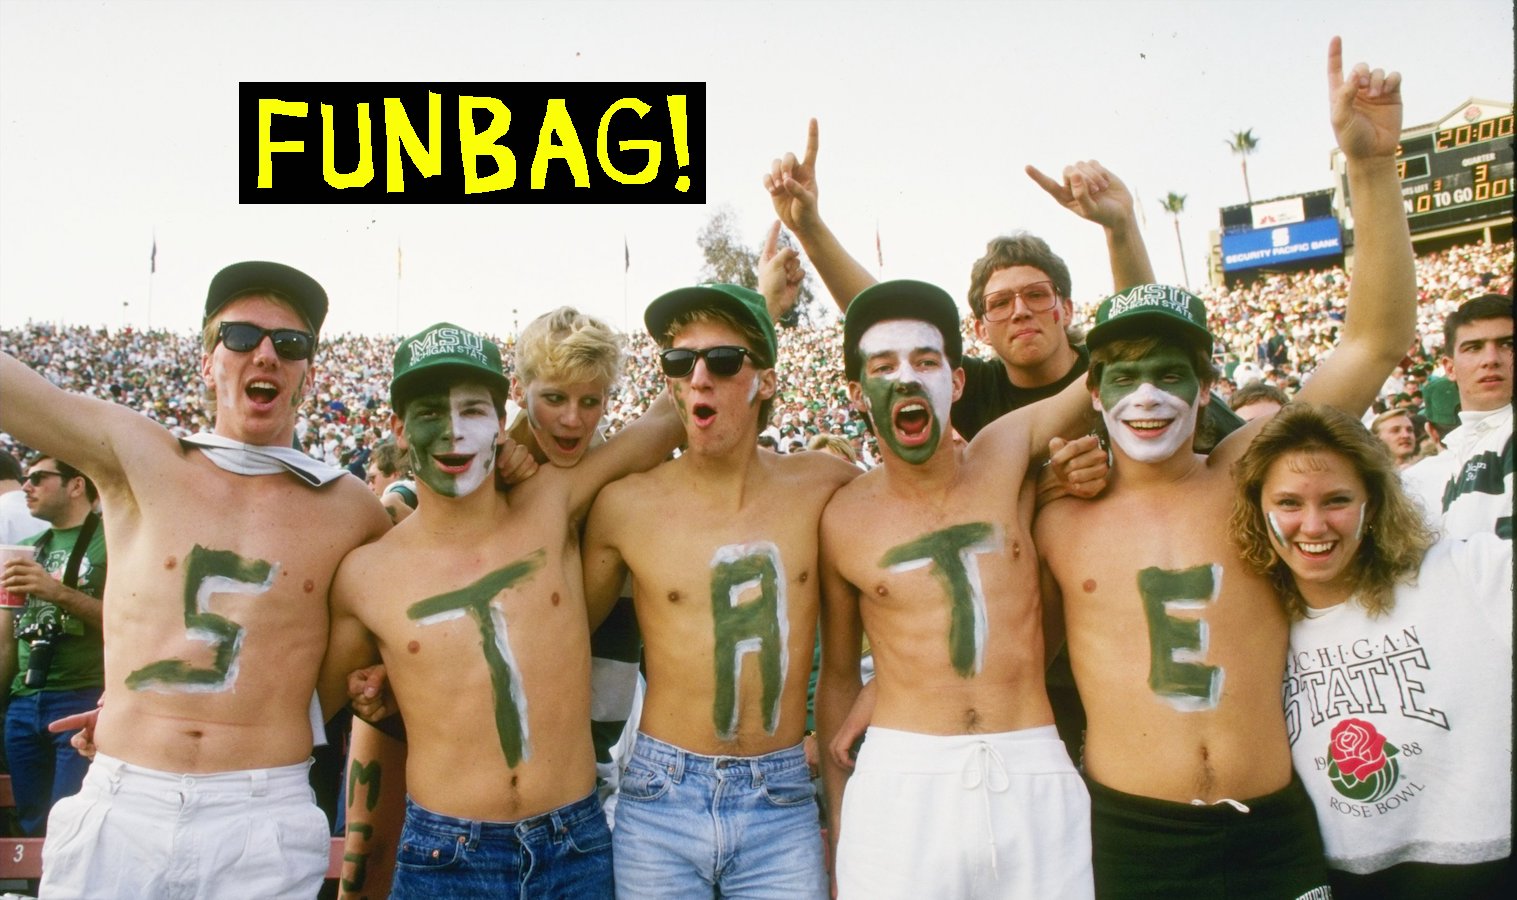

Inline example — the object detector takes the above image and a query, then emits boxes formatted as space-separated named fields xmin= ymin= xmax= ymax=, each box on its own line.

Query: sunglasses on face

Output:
xmin=24 ymin=471 xmax=62 ymax=486
xmin=216 ymin=322 xmax=316 ymax=361
xmin=658 ymin=346 xmax=754 ymax=378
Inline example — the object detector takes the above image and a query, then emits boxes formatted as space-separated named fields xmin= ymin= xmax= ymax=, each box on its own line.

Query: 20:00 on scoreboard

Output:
xmin=1396 ymin=112 xmax=1513 ymax=233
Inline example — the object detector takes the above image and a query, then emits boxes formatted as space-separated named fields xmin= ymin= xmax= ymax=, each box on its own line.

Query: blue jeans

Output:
xmin=390 ymin=791 xmax=613 ymax=900
xmin=4 ymin=685 xmax=102 ymax=836
xmin=613 ymin=733 xmax=827 ymax=899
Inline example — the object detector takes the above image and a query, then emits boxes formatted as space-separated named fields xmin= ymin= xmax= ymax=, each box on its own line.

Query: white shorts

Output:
xmin=40 ymin=751 xmax=330 ymax=900
xmin=837 ymin=725 xmax=1094 ymax=900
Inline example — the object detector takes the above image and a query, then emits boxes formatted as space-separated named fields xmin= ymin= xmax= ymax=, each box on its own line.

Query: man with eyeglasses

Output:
xmin=2 ymin=458 xmax=105 ymax=839
xmin=582 ymin=284 xmax=858 ymax=898
xmin=0 ymin=260 xmax=392 ymax=898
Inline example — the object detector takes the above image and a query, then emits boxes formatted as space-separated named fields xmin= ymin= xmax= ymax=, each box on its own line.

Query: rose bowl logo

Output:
xmin=1326 ymin=718 xmax=1401 ymax=802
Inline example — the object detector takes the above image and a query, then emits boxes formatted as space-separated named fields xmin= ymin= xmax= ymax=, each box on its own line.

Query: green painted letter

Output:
xmin=126 ymin=545 xmax=273 ymax=693
xmin=407 ymin=552 xmax=545 ymax=766
xmin=1138 ymin=564 xmax=1223 ymax=710
xmin=710 ymin=542 xmax=788 ymax=739
xmin=880 ymin=523 xmax=999 ymax=677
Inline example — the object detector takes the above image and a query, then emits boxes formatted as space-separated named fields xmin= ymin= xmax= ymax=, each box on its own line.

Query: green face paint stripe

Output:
xmin=406 ymin=551 xmax=545 ymax=767
xmin=860 ymin=373 xmax=942 ymax=465
xmin=126 ymin=544 xmax=273 ymax=692
xmin=1097 ymin=350 xmax=1202 ymax=409
xmin=347 ymin=758 xmax=382 ymax=813
xmin=709 ymin=542 xmax=788 ymax=739
xmin=878 ymin=522 xmax=999 ymax=678
xmin=1137 ymin=564 xmax=1224 ymax=710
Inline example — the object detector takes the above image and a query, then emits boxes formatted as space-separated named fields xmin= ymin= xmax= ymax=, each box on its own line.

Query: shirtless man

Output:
xmin=0 ymin=260 xmax=391 ymax=898
xmin=336 ymin=308 xmax=641 ymax=898
xmin=817 ymin=280 xmax=1097 ymax=898
xmin=582 ymin=284 xmax=858 ymax=898
xmin=319 ymin=321 xmax=682 ymax=897
xmin=1034 ymin=39 xmax=1415 ymax=897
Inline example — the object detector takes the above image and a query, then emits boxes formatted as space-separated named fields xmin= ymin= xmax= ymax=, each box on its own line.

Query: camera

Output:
xmin=15 ymin=614 xmax=63 ymax=690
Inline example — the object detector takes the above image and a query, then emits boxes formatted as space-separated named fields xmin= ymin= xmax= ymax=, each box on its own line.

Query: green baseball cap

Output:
xmin=390 ymin=322 xmax=510 ymax=413
xmin=843 ymin=280 xmax=964 ymax=380
xmin=1086 ymin=284 xmax=1214 ymax=356
xmin=644 ymin=283 xmax=777 ymax=364
xmin=1420 ymin=376 xmax=1461 ymax=429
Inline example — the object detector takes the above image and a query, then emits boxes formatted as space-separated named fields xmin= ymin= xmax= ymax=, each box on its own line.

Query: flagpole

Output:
xmin=147 ymin=230 xmax=157 ymax=330
xmin=622 ymin=235 xmax=630 ymax=333
xmin=395 ymin=238 xmax=402 ymax=335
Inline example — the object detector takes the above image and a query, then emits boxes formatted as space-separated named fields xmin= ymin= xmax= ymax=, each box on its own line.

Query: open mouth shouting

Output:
xmin=244 ymin=379 xmax=281 ymax=410
xmin=691 ymin=402 xmax=718 ymax=429
xmin=892 ymin=398 xmax=934 ymax=447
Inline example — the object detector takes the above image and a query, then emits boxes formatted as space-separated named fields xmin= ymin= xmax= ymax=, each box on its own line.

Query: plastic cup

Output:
xmin=0 ymin=544 xmax=35 ymax=608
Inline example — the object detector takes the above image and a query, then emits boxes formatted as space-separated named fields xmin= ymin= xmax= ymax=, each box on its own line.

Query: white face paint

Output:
xmin=1100 ymin=381 xmax=1201 ymax=463
xmin=857 ymin=320 xmax=955 ymax=464
xmin=405 ymin=383 xmax=502 ymax=498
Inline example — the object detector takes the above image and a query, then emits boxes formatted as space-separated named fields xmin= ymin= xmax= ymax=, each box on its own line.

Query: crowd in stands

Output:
xmin=3 ymin=238 xmax=1511 ymax=470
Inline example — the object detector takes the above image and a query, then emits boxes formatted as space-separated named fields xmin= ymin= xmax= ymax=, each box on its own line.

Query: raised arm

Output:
xmin=1295 ymin=37 xmax=1415 ymax=414
xmin=566 ymin=390 xmax=682 ymax=519
xmin=757 ymin=220 xmax=806 ymax=324
xmin=1027 ymin=159 xmax=1156 ymax=290
xmin=763 ymin=118 xmax=878 ymax=310
xmin=0 ymin=351 xmax=179 ymax=492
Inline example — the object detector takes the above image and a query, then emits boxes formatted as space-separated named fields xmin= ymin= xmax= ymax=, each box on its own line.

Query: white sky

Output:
xmin=1 ymin=0 xmax=1511 ymax=339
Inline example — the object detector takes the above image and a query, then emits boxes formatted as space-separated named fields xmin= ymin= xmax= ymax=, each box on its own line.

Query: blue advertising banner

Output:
xmin=1220 ymin=218 xmax=1343 ymax=272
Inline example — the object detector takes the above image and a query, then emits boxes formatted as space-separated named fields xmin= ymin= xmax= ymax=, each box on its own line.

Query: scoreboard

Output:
xmin=1396 ymin=111 xmax=1514 ymax=233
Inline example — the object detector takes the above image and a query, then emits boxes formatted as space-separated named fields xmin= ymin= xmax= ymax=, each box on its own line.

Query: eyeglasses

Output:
xmin=24 ymin=471 xmax=62 ymax=486
xmin=658 ymin=346 xmax=754 ymax=378
xmin=216 ymin=322 xmax=316 ymax=361
xmin=982 ymin=281 xmax=1060 ymax=322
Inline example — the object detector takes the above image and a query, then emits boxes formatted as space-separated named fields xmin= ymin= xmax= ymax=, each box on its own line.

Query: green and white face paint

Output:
xmin=857 ymin=320 xmax=954 ymax=466
xmin=1095 ymin=346 xmax=1202 ymax=464
xmin=403 ymin=383 xmax=501 ymax=498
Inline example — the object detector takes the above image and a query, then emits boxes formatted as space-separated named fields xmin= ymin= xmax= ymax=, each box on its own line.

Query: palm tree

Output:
xmin=1226 ymin=129 xmax=1260 ymax=203
xmin=1160 ymin=193 xmax=1190 ymax=289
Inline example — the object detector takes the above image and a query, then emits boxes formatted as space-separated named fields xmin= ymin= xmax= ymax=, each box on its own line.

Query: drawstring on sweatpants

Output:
xmin=960 ymin=741 xmax=1010 ymax=878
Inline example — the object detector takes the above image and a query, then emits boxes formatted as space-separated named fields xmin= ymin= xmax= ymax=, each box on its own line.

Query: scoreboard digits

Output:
xmin=1396 ymin=112 xmax=1514 ymax=232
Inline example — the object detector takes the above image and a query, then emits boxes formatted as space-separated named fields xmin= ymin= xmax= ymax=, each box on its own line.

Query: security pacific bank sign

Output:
xmin=1221 ymin=218 xmax=1344 ymax=272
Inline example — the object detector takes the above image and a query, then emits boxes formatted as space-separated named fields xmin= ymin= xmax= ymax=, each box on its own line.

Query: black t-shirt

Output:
xmin=950 ymin=345 xmax=1244 ymax=451
xmin=952 ymin=347 xmax=1091 ymax=441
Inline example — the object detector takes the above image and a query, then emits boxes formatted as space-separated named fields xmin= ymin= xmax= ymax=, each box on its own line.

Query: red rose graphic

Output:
xmin=1329 ymin=718 xmax=1388 ymax=781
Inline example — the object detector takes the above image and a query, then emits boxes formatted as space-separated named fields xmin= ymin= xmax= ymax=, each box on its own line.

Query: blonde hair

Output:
xmin=807 ymin=433 xmax=857 ymax=463
xmin=1230 ymin=403 xmax=1435 ymax=620
xmin=514 ymin=306 xmax=626 ymax=389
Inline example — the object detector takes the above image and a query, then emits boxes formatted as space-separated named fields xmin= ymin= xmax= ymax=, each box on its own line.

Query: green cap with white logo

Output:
xmin=1086 ymin=284 xmax=1213 ymax=356
xmin=390 ymin=322 xmax=510 ymax=413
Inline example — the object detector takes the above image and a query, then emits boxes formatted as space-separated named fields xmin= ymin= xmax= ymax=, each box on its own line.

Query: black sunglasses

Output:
xmin=658 ymin=346 xmax=754 ymax=378
xmin=216 ymin=322 xmax=316 ymax=361
xmin=24 ymin=471 xmax=63 ymax=486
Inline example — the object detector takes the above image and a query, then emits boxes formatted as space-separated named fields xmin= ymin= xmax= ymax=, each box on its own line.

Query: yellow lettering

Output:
xmin=596 ymin=98 xmax=659 ymax=185
xmin=531 ymin=99 xmax=590 ymax=189
xmin=257 ymin=99 xmax=308 ymax=189
xmin=384 ymin=93 xmax=442 ymax=192
xmin=321 ymin=103 xmax=375 ymax=189
xmin=458 ymin=96 xmax=515 ymax=194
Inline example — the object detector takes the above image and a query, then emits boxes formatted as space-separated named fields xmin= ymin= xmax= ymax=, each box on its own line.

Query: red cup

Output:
xmin=0 ymin=544 xmax=36 ymax=608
